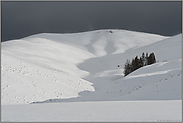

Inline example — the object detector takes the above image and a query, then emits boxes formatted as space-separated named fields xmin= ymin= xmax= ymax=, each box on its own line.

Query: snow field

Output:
xmin=2 ymin=100 xmax=181 ymax=122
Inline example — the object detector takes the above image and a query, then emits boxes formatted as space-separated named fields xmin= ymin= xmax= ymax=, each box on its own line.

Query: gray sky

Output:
xmin=1 ymin=1 xmax=182 ymax=41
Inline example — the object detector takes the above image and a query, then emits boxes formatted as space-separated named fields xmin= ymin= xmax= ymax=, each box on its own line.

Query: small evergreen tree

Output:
xmin=148 ymin=53 xmax=153 ymax=65
xmin=146 ymin=52 xmax=150 ymax=65
xmin=135 ymin=56 xmax=139 ymax=70
xmin=141 ymin=52 xmax=146 ymax=66
xmin=131 ymin=58 xmax=136 ymax=71
xmin=129 ymin=62 xmax=133 ymax=73
xmin=139 ymin=57 xmax=143 ymax=68
xmin=148 ymin=52 xmax=156 ymax=65
xmin=151 ymin=52 xmax=156 ymax=63
xmin=123 ymin=59 xmax=131 ymax=76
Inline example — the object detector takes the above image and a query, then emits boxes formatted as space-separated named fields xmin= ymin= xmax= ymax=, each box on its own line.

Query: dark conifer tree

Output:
xmin=129 ymin=62 xmax=133 ymax=72
xmin=131 ymin=58 xmax=136 ymax=71
xmin=142 ymin=52 xmax=146 ymax=66
xmin=148 ymin=53 xmax=153 ymax=65
xmin=123 ymin=59 xmax=131 ymax=76
xmin=146 ymin=53 xmax=150 ymax=65
xmin=149 ymin=53 xmax=156 ymax=65
xmin=135 ymin=56 xmax=139 ymax=70
xmin=151 ymin=52 xmax=156 ymax=63
xmin=139 ymin=57 xmax=143 ymax=68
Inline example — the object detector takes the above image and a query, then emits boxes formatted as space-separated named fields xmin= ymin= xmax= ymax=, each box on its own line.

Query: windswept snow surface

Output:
xmin=1 ymin=29 xmax=182 ymax=122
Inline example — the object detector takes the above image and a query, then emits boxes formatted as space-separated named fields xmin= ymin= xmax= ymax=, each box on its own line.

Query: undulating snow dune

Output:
xmin=1 ymin=29 xmax=182 ymax=122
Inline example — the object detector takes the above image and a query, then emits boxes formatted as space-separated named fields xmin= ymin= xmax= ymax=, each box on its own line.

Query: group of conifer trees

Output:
xmin=123 ymin=52 xmax=156 ymax=76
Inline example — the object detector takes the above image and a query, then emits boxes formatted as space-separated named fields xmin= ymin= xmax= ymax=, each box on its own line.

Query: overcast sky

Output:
xmin=1 ymin=1 xmax=182 ymax=41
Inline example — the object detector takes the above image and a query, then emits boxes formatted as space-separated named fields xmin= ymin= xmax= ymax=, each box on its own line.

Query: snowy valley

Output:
xmin=1 ymin=29 xmax=182 ymax=122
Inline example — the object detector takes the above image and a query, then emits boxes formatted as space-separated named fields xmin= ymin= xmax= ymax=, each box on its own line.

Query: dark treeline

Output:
xmin=123 ymin=52 xmax=156 ymax=76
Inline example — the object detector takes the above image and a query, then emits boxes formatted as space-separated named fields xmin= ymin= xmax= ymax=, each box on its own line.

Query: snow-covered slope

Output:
xmin=1 ymin=29 xmax=181 ymax=105
xmin=79 ymin=34 xmax=182 ymax=102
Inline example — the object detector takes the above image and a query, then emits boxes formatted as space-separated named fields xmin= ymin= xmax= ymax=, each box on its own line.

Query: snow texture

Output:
xmin=2 ymin=100 xmax=181 ymax=122
xmin=1 ymin=29 xmax=182 ymax=122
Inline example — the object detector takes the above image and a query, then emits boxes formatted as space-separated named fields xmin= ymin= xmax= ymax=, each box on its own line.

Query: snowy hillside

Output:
xmin=1 ymin=29 xmax=182 ymax=122
xmin=2 ymin=29 xmax=174 ymax=104
xmin=79 ymin=34 xmax=182 ymax=102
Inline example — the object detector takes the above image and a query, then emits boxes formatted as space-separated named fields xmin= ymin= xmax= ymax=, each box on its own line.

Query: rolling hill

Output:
xmin=1 ymin=29 xmax=182 ymax=122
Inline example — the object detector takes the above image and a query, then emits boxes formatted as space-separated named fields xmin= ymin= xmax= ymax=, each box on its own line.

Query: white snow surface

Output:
xmin=1 ymin=29 xmax=182 ymax=122
xmin=2 ymin=100 xmax=182 ymax=122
